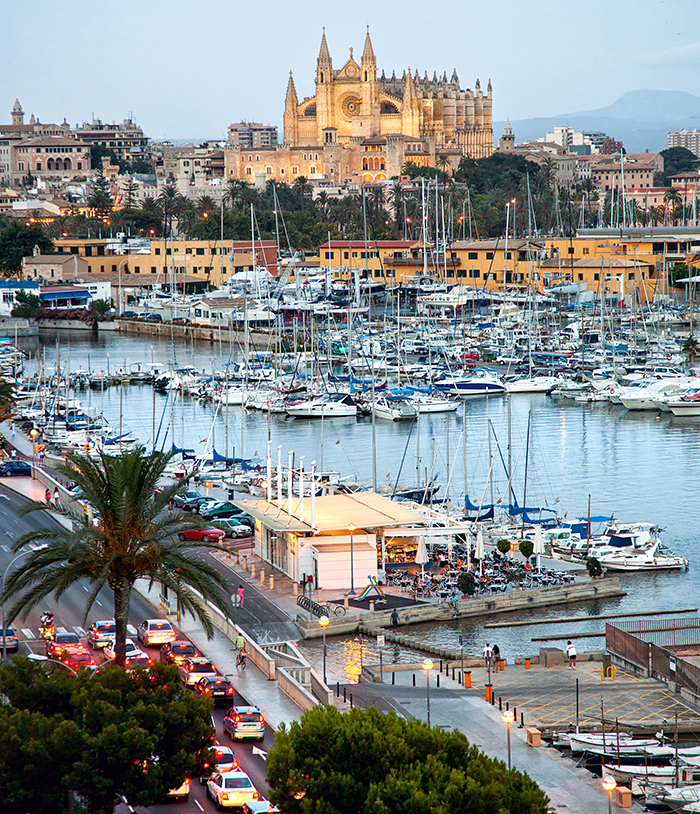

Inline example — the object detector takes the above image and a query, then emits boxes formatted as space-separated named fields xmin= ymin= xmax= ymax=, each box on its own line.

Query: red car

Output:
xmin=61 ymin=645 xmax=95 ymax=671
xmin=177 ymin=525 xmax=225 ymax=543
xmin=46 ymin=631 xmax=82 ymax=658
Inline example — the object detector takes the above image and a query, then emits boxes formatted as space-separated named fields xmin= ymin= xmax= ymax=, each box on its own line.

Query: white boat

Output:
xmin=569 ymin=733 xmax=659 ymax=754
xmin=408 ymin=393 xmax=457 ymax=414
xmin=505 ymin=375 xmax=563 ymax=394
xmin=646 ymin=783 xmax=700 ymax=811
xmin=286 ymin=392 xmax=358 ymax=418
xmin=618 ymin=378 xmax=692 ymax=411
xmin=373 ymin=396 xmax=416 ymax=421
xmin=434 ymin=369 xmax=506 ymax=398
xmin=603 ymin=763 xmax=700 ymax=795
xmin=214 ymin=387 xmax=249 ymax=406
xmin=598 ymin=540 xmax=688 ymax=571
xmin=667 ymin=393 xmax=700 ymax=417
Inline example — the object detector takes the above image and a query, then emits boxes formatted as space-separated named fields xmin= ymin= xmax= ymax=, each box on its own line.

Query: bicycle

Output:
xmin=236 ymin=650 xmax=248 ymax=671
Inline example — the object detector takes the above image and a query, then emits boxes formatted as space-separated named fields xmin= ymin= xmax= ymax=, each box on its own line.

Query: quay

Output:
xmin=485 ymin=606 xmax=700 ymax=629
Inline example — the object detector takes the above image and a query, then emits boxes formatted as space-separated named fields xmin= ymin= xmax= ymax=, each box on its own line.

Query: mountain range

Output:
xmin=495 ymin=90 xmax=700 ymax=154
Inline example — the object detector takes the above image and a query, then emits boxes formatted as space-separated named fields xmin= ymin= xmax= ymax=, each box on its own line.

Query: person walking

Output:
xmin=390 ymin=609 xmax=399 ymax=632
xmin=44 ymin=488 xmax=51 ymax=503
xmin=492 ymin=643 xmax=501 ymax=672
xmin=10 ymin=448 xmax=16 ymax=459
xmin=566 ymin=640 xmax=577 ymax=670
xmin=53 ymin=488 xmax=59 ymax=506
xmin=10 ymin=421 xmax=15 ymax=437
xmin=237 ymin=584 xmax=244 ymax=608
xmin=483 ymin=642 xmax=493 ymax=669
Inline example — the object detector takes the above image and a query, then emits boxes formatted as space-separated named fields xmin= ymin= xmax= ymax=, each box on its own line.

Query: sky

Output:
xmin=2 ymin=0 xmax=700 ymax=142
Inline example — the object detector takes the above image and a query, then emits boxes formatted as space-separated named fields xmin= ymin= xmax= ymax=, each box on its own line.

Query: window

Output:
xmin=325 ymin=252 xmax=334 ymax=259
xmin=594 ymin=273 xmax=600 ymax=281
xmin=196 ymin=248 xmax=205 ymax=255
xmin=309 ymin=167 xmax=316 ymax=174
xmin=578 ymin=273 xmax=583 ymax=281
xmin=36 ymin=162 xmax=41 ymax=171
xmin=135 ymin=266 xmax=140 ymax=273
xmin=486 ymin=252 xmax=493 ymax=260
xmin=246 ymin=167 xmax=251 ymax=174
xmin=155 ymin=248 xmax=161 ymax=255
xmin=280 ymin=168 xmax=285 ymax=175
xmin=112 ymin=264 xmax=117 ymax=272
xmin=151 ymin=266 xmax=156 ymax=273
xmin=468 ymin=252 xmax=478 ymax=260
xmin=583 ymin=247 xmax=590 ymax=255
xmin=292 ymin=166 xmax=298 ymax=174
xmin=628 ymin=272 xmax=634 ymax=280
xmin=344 ymin=252 xmax=349 ymax=259
xmin=256 ymin=155 xmax=260 ymax=161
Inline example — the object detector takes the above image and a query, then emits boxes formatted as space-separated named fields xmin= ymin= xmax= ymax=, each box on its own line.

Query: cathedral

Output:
xmin=284 ymin=31 xmax=493 ymax=159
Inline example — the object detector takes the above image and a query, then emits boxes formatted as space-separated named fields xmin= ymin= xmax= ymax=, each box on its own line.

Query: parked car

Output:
xmin=103 ymin=637 xmax=140 ymax=661
xmin=137 ymin=619 xmax=176 ymax=647
xmin=193 ymin=675 xmax=235 ymax=705
xmin=199 ymin=744 xmax=238 ymax=785
xmin=160 ymin=640 xmax=198 ymax=666
xmin=222 ymin=705 xmax=265 ymax=741
xmin=179 ymin=657 xmax=217 ymax=687
xmin=171 ymin=317 xmax=190 ymax=325
xmin=178 ymin=493 xmax=217 ymax=513
xmin=61 ymin=645 xmax=96 ymax=671
xmin=120 ymin=311 xmax=138 ymax=319
xmin=46 ymin=631 xmax=82 ymax=658
xmin=173 ymin=490 xmax=204 ymax=509
xmin=206 ymin=770 xmax=259 ymax=808
xmin=199 ymin=500 xmax=241 ymax=520
xmin=87 ymin=620 xmax=116 ymax=649
xmin=177 ymin=524 xmax=225 ymax=543
xmin=144 ymin=313 xmax=162 ymax=322
xmin=0 ymin=626 xmax=19 ymax=652
xmin=124 ymin=650 xmax=153 ymax=671
xmin=0 ymin=460 xmax=32 ymax=476
xmin=214 ymin=518 xmax=253 ymax=539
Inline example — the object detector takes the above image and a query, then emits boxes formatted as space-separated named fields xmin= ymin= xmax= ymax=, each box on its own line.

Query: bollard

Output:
xmin=293 ymin=582 xmax=298 ymax=597
xmin=269 ymin=575 xmax=274 ymax=591
xmin=513 ymin=706 xmax=516 ymax=720
xmin=251 ymin=562 xmax=256 ymax=579
xmin=235 ymin=550 xmax=240 ymax=565
xmin=318 ymin=588 xmax=323 ymax=602
xmin=464 ymin=671 xmax=471 ymax=688
xmin=343 ymin=687 xmax=347 ymax=703
xmin=525 ymin=658 xmax=530 ymax=670
xmin=350 ymin=693 xmax=353 ymax=708
xmin=369 ymin=600 xmax=375 ymax=612
xmin=452 ymin=667 xmax=455 ymax=680
xmin=485 ymin=684 xmax=493 ymax=703
xmin=437 ymin=674 xmax=440 ymax=688
xmin=344 ymin=595 xmax=349 ymax=610
xmin=392 ymin=671 xmax=395 ymax=685
xmin=499 ymin=696 xmax=502 ymax=710
xmin=500 ymin=659 xmax=505 ymax=672
xmin=260 ymin=568 xmax=265 ymax=585
xmin=243 ymin=556 xmax=248 ymax=572
xmin=440 ymin=659 xmax=443 ymax=672
xmin=520 ymin=712 xmax=525 ymax=729
xmin=337 ymin=682 xmax=340 ymax=697
xmin=491 ymin=691 xmax=495 ymax=706
xmin=506 ymin=701 xmax=509 ymax=711
xmin=413 ymin=673 xmax=416 ymax=687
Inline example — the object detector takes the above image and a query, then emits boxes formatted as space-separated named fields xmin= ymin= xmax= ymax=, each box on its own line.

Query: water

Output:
xmin=17 ymin=330 xmax=700 ymax=682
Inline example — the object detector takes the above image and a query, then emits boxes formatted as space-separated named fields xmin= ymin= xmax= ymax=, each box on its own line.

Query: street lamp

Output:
xmin=27 ymin=653 xmax=78 ymax=677
xmin=29 ymin=428 xmax=39 ymax=478
xmin=319 ymin=615 xmax=329 ymax=686
xmin=422 ymin=658 xmax=434 ymax=727
xmin=348 ymin=523 xmax=356 ymax=595
xmin=2 ymin=545 xmax=48 ymax=660
xmin=602 ymin=775 xmax=617 ymax=814
xmin=502 ymin=708 xmax=515 ymax=770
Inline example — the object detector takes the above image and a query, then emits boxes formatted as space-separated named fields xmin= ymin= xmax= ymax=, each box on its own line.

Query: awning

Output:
xmin=41 ymin=289 xmax=90 ymax=300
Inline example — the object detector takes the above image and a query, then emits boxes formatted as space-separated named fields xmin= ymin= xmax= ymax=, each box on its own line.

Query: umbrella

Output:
xmin=475 ymin=526 xmax=485 ymax=576
xmin=415 ymin=536 xmax=429 ymax=576
xmin=533 ymin=525 xmax=545 ymax=571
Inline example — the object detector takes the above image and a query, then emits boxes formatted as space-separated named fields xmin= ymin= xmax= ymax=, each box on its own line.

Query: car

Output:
xmin=61 ymin=645 xmax=96 ymax=671
xmin=124 ymin=650 xmax=153 ymax=671
xmin=143 ymin=313 xmax=162 ymax=322
xmin=172 ymin=490 xmax=203 ymax=509
xmin=222 ymin=705 xmax=265 ymax=741
xmin=171 ymin=317 xmax=190 ymax=325
xmin=0 ymin=460 xmax=32 ymax=476
xmin=46 ymin=631 xmax=82 ymax=658
xmin=160 ymin=640 xmax=198 ymax=666
xmin=103 ymin=637 xmax=140 ymax=661
xmin=199 ymin=744 xmax=238 ymax=784
xmin=0 ymin=626 xmax=19 ymax=652
xmin=199 ymin=500 xmax=240 ymax=520
xmin=87 ymin=620 xmax=116 ymax=649
xmin=243 ymin=802 xmax=280 ymax=814
xmin=193 ymin=675 xmax=235 ymax=705
xmin=177 ymin=493 xmax=217 ymax=512
xmin=166 ymin=777 xmax=190 ymax=802
xmin=206 ymin=770 xmax=259 ymax=808
xmin=178 ymin=657 xmax=217 ymax=686
xmin=137 ymin=618 xmax=176 ymax=647
xmin=214 ymin=518 xmax=253 ymax=539
xmin=177 ymin=524 xmax=225 ymax=543
xmin=120 ymin=311 xmax=138 ymax=319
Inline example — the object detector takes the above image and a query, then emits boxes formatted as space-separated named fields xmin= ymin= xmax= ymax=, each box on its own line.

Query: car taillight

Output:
xmin=203 ymin=762 xmax=209 ymax=769
xmin=204 ymin=688 xmax=210 ymax=694
xmin=147 ymin=659 xmax=152 ymax=664
xmin=234 ymin=715 xmax=241 ymax=723
xmin=227 ymin=687 xmax=233 ymax=694
xmin=258 ymin=715 xmax=264 ymax=722
xmin=253 ymin=792 xmax=259 ymax=799
xmin=221 ymin=794 xmax=229 ymax=801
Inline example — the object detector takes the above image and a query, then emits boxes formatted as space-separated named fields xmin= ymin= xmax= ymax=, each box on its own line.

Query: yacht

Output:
xmin=372 ymin=396 xmax=416 ymax=421
xmin=598 ymin=540 xmax=688 ymax=571
xmin=286 ymin=392 xmax=359 ymax=418
xmin=505 ymin=375 xmax=563 ymax=394
xmin=434 ymin=369 xmax=506 ymax=397
xmin=408 ymin=393 xmax=457 ymax=413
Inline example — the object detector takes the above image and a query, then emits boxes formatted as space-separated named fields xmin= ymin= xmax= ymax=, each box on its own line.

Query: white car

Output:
xmin=199 ymin=744 xmax=238 ymax=784
xmin=103 ymin=637 xmax=140 ymax=661
xmin=137 ymin=619 xmax=176 ymax=647
xmin=178 ymin=657 xmax=217 ymax=686
xmin=207 ymin=770 xmax=259 ymax=808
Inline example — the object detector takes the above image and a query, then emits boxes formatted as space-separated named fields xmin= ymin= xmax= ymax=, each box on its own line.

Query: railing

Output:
xmin=296 ymin=595 xmax=345 ymax=618
xmin=605 ymin=622 xmax=650 ymax=669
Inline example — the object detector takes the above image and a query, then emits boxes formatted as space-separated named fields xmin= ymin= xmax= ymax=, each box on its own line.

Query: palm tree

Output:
xmin=0 ymin=377 xmax=15 ymax=423
xmin=1 ymin=448 xmax=231 ymax=667
xmin=683 ymin=337 xmax=700 ymax=371
xmin=158 ymin=184 xmax=183 ymax=237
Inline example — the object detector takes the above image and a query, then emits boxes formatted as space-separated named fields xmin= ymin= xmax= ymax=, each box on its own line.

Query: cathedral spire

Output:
xmin=285 ymin=71 xmax=298 ymax=106
xmin=403 ymin=68 xmax=416 ymax=104
xmin=451 ymin=69 xmax=459 ymax=86
xmin=316 ymin=30 xmax=332 ymax=85
xmin=317 ymin=30 xmax=332 ymax=66
xmin=361 ymin=28 xmax=376 ymax=81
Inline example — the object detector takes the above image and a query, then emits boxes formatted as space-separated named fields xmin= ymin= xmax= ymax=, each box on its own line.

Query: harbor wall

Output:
xmin=0 ymin=317 xmax=38 ymax=337
xmin=296 ymin=577 xmax=626 ymax=643
xmin=114 ymin=318 xmax=272 ymax=349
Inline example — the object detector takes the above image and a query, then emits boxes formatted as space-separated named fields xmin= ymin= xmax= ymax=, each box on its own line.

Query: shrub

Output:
xmin=457 ymin=571 xmax=476 ymax=596
xmin=586 ymin=556 xmax=603 ymax=577
xmin=519 ymin=540 xmax=534 ymax=560
xmin=496 ymin=539 xmax=511 ymax=555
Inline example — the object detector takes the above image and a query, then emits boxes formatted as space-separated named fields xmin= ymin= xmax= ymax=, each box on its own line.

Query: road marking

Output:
xmin=252 ymin=746 xmax=267 ymax=760
xmin=74 ymin=626 xmax=86 ymax=637
xmin=195 ymin=801 xmax=204 ymax=811
xmin=21 ymin=629 xmax=34 ymax=639
xmin=95 ymin=599 xmax=103 ymax=607
xmin=1 ymin=544 xmax=9 ymax=552
xmin=0 ymin=494 xmax=9 ymax=500
xmin=82 ymin=585 xmax=89 ymax=592
xmin=56 ymin=626 xmax=68 ymax=634
xmin=127 ymin=624 xmax=137 ymax=636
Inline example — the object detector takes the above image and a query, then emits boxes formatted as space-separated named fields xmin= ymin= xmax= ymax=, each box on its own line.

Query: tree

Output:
xmin=683 ymin=336 xmax=700 ymax=370
xmin=1 ymin=447 xmax=232 ymax=666
xmin=655 ymin=146 xmax=699 ymax=187
xmin=0 ymin=220 xmax=53 ymax=276
xmin=0 ymin=656 xmax=214 ymax=814
xmin=519 ymin=540 xmax=534 ymax=560
xmin=266 ymin=706 xmax=548 ymax=814
xmin=586 ymin=557 xmax=602 ymax=578
xmin=88 ymin=167 xmax=113 ymax=220
xmin=0 ymin=377 xmax=15 ymax=423
xmin=456 ymin=570 xmax=476 ymax=596
xmin=10 ymin=288 xmax=43 ymax=318
xmin=496 ymin=539 xmax=511 ymax=556
xmin=90 ymin=298 xmax=112 ymax=317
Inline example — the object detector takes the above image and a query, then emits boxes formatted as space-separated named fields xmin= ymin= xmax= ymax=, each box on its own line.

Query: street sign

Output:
xmin=670 ymin=656 xmax=676 ymax=672
xmin=377 ymin=634 xmax=385 ymax=648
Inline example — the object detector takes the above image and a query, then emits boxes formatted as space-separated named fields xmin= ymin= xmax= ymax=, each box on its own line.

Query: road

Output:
xmin=0 ymin=482 xmax=275 ymax=814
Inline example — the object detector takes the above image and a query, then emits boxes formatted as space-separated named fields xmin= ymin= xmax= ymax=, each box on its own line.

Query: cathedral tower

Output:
xmin=11 ymin=99 xmax=23 ymax=126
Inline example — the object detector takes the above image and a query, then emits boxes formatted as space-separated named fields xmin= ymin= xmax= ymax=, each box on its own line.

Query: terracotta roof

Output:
xmin=23 ymin=254 xmax=80 ymax=264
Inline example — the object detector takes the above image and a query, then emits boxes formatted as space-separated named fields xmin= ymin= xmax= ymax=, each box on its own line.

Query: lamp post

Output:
xmin=29 ymin=428 xmax=39 ymax=478
xmin=319 ymin=615 xmax=329 ymax=686
xmin=502 ymin=708 xmax=515 ymax=770
xmin=348 ymin=523 xmax=356 ymax=595
xmin=422 ymin=658 xmax=434 ymax=727
xmin=2 ymin=545 xmax=47 ymax=660
xmin=602 ymin=775 xmax=617 ymax=814
xmin=27 ymin=653 xmax=78 ymax=677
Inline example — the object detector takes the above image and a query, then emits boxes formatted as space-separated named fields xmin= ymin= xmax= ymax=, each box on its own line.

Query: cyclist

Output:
xmin=236 ymin=647 xmax=248 ymax=670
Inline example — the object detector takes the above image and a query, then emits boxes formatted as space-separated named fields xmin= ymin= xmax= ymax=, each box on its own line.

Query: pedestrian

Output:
xmin=44 ymin=488 xmax=51 ymax=503
xmin=168 ymin=497 xmax=174 ymax=516
xmin=390 ymin=609 xmax=399 ymax=631
xmin=492 ymin=643 xmax=501 ymax=672
xmin=566 ymin=640 xmax=577 ymax=670
xmin=483 ymin=642 xmax=493 ymax=668
xmin=237 ymin=584 xmax=244 ymax=608
xmin=193 ymin=470 xmax=200 ymax=487
xmin=39 ymin=450 xmax=45 ymax=465
xmin=53 ymin=488 xmax=59 ymax=505
xmin=10 ymin=448 xmax=16 ymax=459
xmin=10 ymin=421 xmax=15 ymax=437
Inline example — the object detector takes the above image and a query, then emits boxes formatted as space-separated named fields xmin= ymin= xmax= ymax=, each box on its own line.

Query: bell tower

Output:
xmin=11 ymin=99 xmax=23 ymax=126
xmin=315 ymin=30 xmax=333 ymax=135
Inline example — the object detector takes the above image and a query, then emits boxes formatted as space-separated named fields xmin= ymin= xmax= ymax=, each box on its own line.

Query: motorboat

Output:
xmin=667 ymin=392 xmax=700 ymax=417
xmin=505 ymin=375 xmax=563 ymax=394
xmin=433 ymin=369 xmax=506 ymax=398
xmin=646 ymin=783 xmax=700 ymax=811
xmin=407 ymin=393 xmax=457 ymax=413
xmin=598 ymin=540 xmax=688 ymax=571
xmin=286 ymin=392 xmax=359 ymax=418
xmin=373 ymin=396 xmax=416 ymax=421
xmin=569 ymin=733 xmax=660 ymax=755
